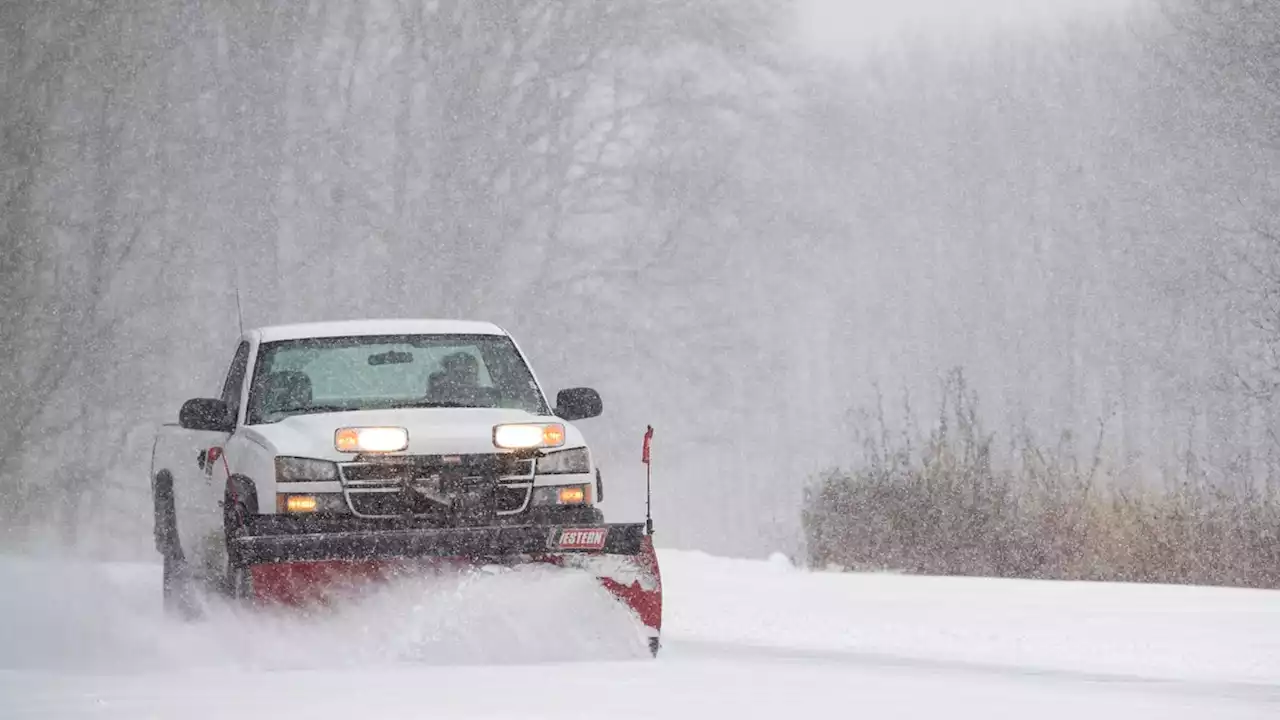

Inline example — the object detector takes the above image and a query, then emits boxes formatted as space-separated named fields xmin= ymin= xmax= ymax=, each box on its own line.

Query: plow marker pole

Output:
xmin=643 ymin=425 xmax=654 ymax=537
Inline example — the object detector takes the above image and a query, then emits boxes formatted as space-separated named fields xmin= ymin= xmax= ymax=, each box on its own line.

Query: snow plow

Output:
xmin=150 ymin=319 xmax=662 ymax=655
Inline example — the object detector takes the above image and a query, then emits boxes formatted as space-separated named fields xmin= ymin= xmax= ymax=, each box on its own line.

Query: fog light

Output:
xmin=559 ymin=486 xmax=587 ymax=504
xmin=532 ymin=485 xmax=591 ymax=506
xmin=280 ymin=495 xmax=318 ymax=513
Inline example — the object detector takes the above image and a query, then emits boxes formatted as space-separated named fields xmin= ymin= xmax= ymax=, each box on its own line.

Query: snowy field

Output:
xmin=2 ymin=548 xmax=1278 ymax=719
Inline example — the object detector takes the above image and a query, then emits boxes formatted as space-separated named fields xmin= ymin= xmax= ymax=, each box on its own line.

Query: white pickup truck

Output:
xmin=150 ymin=318 xmax=661 ymax=652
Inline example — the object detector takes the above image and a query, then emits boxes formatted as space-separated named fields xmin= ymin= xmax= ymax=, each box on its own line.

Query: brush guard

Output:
xmin=227 ymin=521 xmax=663 ymax=656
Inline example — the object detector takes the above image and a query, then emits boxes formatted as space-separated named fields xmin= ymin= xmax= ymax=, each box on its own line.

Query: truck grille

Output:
xmin=338 ymin=454 xmax=533 ymax=521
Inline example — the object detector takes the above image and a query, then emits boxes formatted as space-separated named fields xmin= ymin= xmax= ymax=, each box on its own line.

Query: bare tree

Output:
xmin=0 ymin=2 xmax=113 ymax=530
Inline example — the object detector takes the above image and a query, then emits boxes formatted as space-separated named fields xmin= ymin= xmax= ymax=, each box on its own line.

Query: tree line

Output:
xmin=2 ymin=0 xmax=1278 ymax=562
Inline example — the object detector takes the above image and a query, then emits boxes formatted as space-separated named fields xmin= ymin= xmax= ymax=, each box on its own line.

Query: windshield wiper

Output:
xmin=391 ymin=400 xmax=483 ymax=409
xmin=272 ymin=405 xmax=355 ymax=416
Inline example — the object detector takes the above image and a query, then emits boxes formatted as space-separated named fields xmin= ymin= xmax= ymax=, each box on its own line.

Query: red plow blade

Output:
xmin=235 ymin=524 xmax=663 ymax=656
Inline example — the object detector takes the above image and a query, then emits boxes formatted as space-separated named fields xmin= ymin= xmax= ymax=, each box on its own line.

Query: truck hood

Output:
xmin=242 ymin=407 xmax=583 ymax=461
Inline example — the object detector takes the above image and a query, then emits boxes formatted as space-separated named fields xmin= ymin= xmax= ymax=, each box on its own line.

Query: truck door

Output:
xmin=175 ymin=340 xmax=250 ymax=576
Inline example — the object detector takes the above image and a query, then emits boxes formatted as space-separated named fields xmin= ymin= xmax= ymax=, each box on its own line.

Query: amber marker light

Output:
xmin=542 ymin=424 xmax=566 ymax=447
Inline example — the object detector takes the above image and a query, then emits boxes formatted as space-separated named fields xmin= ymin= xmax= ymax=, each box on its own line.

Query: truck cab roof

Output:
xmin=252 ymin=319 xmax=509 ymax=343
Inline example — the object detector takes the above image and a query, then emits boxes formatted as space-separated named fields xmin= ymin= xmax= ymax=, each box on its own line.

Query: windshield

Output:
xmin=245 ymin=334 xmax=550 ymax=424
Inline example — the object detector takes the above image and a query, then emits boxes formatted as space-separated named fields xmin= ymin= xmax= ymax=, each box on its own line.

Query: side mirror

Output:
xmin=555 ymin=387 xmax=602 ymax=422
xmin=179 ymin=398 xmax=234 ymax=433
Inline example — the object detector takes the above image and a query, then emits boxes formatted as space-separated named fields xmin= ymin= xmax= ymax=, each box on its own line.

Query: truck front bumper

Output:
xmin=230 ymin=512 xmax=640 ymax=566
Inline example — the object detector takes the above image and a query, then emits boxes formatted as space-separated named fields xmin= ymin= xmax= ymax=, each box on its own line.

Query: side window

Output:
xmin=220 ymin=341 xmax=252 ymax=424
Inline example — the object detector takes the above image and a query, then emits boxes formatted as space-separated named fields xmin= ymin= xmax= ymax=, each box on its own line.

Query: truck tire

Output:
xmin=152 ymin=470 xmax=180 ymax=558
xmin=223 ymin=497 xmax=254 ymax=601
xmin=154 ymin=470 xmax=199 ymax=620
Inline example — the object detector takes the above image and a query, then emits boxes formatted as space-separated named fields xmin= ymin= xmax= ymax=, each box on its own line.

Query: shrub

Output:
xmin=802 ymin=369 xmax=1280 ymax=588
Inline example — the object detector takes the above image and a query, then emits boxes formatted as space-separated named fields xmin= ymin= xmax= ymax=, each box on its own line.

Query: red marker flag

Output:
xmin=642 ymin=425 xmax=654 ymax=465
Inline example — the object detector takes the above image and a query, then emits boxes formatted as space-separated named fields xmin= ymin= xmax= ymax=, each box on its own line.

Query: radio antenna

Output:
xmin=233 ymin=282 xmax=246 ymax=337
xmin=229 ymin=240 xmax=247 ymax=337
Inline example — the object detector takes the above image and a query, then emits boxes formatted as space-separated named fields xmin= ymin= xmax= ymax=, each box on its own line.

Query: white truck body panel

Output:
xmin=152 ymin=425 xmax=228 ymax=566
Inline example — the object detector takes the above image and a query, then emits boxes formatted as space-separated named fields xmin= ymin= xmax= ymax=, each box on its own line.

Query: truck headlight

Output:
xmin=536 ymin=447 xmax=590 ymax=475
xmin=335 ymin=427 xmax=409 ymax=453
xmin=493 ymin=423 xmax=566 ymax=450
xmin=275 ymin=456 xmax=339 ymax=483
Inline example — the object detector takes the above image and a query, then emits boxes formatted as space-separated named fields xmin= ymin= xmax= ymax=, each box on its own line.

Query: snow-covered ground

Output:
xmin=2 ymin=548 xmax=1278 ymax=718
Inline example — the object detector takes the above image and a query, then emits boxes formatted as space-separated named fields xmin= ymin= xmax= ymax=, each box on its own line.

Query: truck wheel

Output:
xmin=154 ymin=470 xmax=199 ymax=619
xmin=223 ymin=500 xmax=254 ymax=602
xmin=152 ymin=470 xmax=180 ymax=557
